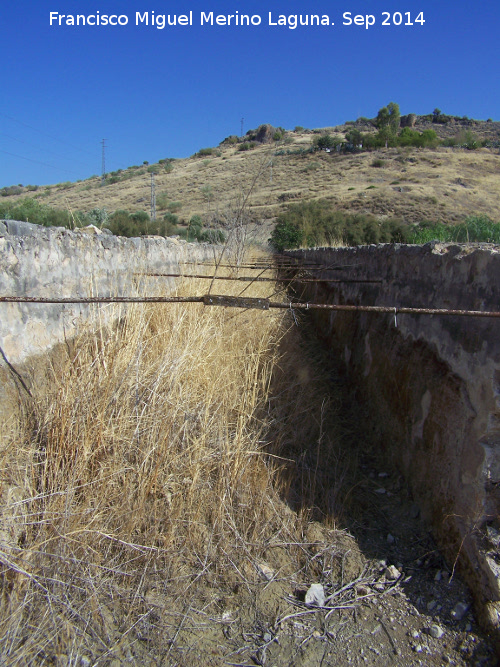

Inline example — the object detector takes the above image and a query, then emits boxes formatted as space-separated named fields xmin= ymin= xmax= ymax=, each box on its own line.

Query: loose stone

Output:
xmin=429 ymin=624 xmax=445 ymax=638
xmin=451 ymin=601 xmax=469 ymax=621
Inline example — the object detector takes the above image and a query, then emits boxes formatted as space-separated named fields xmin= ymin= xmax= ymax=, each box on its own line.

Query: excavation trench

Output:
xmin=1 ymin=287 xmax=497 ymax=666
xmin=0 ymin=224 xmax=499 ymax=664
xmin=280 ymin=243 xmax=500 ymax=650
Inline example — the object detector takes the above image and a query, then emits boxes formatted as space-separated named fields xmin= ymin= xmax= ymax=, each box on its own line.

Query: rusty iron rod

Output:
xmin=268 ymin=302 xmax=500 ymax=318
xmin=182 ymin=263 xmax=348 ymax=271
xmin=141 ymin=273 xmax=382 ymax=284
xmin=1 ymin=294 xmax=499 ymax=317
xmin=0 ymin=296 xmax=204 ymax=305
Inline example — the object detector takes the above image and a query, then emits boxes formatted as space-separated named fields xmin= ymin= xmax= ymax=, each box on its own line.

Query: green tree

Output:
xmin=345 ymin=128 xmax=363 ymax=147
xmin=314 ymin=134 xmax=337 ymax=150
xmin=269 ymin=220 xmax=303 ymax=251
xmin=376 ymin=102 xmax=400 ymax=147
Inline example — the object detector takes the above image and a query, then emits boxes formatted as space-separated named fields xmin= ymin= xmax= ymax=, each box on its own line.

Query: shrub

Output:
xmin=199 ymin=228 xmax=226 ymax=244
xmin=420 ymin=129 xmax=439 ymax=147
xmin=197 ymin=147 xmax=214 ymax=157
xmin=107 ymin=210 xmax=151 ymax=237
xmin=238 ymin=142 xmax=256 ymax=151
xmin=269 ymin=219 xmax=304 ymax=251
xmin=270 ymin=199 xmax=412 ymax=250
xmin=156 ymin=192 xmax=170 ymax=210
xmin=408 ymin=216 xmax=500 ymax=244
xmin=0 ymin=197 xmax=77 ymax=228
xmin=371 ymin=158 xmax=385 ymax=168
xmin=86 ymin=208 xmax=109 ymax=228
xmin=313 ymin=134 xmax=337 ymax=150
xmin=345 ymin=129 xmax=363 ymax=147
xmin=362 ymin=133 xmax=386 ymax=149
xmin=1 ymin=185 xmax=24 ymax=197
xmin=167 ymin=201 xmax=182 ymax=213
xmin=187 ymin=215 xmax=203 ymax=241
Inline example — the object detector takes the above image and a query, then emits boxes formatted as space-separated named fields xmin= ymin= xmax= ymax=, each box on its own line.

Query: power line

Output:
xmin=0 ymin=132 xmax=92 ymax=169
xmin=0 ymin=111 xmax=95 ymax=157
xmin=0 ymin=149 xmax=82 ymax=177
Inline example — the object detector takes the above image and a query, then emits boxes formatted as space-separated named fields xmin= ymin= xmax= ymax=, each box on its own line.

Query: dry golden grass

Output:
xmin=0 ymin=258 xmax=360 ymax=664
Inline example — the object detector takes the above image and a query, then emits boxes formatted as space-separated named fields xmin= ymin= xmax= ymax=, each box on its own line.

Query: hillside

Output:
xmin=1 ymin=115 xmax=500 ymax=242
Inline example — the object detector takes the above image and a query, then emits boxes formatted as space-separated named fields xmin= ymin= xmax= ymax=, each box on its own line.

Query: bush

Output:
xmin=238 ymin=142 xmax=256 ymax=151
xmin=303 ymin=162 xmax=320 ymax=172
xmin=156 ymin=192 xmax=170 ymax=210
xmin=1 ymin=185 xmax=24 ymax=197
xmin=313 ymin=134 xmax=337 ymax=150
xmin=269 ymin=219 xmax=304 ymax=252
xmin=371 ymin=158 xmax=385 ymax=168
xmin=199 ymin=228 xmax=226 ymax=244
xmin=107 ymin=210 xmax=151 ymax=237
xmin=409 ymin=216 xmax=500 ymax=244
xmin=269 ymin=199 xmax=412 ymax=250
xmin=167 ymin=201 xmax=182 ymax=213
xmin=0 ymin=197 xmax=77 ymax=228
xmin=87 ymin=208 xmax=108 ymax=228
xmin=187 ymin=215 xmax=203 ymax=241
xmin=197 ymin=147 xmax=214 ymax=157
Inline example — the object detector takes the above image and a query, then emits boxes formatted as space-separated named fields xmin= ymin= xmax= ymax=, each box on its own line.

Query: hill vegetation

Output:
xmin=1 ymin=105 xmax=499 ymax=247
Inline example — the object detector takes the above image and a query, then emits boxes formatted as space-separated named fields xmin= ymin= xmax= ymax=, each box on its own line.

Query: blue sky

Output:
xmin=1 ymin=1 xmax=498 ymax=187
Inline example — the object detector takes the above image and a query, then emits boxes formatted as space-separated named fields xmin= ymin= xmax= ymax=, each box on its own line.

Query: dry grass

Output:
xmin=0 ymin=258 xmax=359 ymax=664
xmin=4 ymin=128 xmax=499 ymax=234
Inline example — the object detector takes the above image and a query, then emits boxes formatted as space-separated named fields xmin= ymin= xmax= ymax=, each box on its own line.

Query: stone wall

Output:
xmin=283 ymin=243 xmax=500 ymax=625
xmin=0 ymin=221 xmax=216 ymax=364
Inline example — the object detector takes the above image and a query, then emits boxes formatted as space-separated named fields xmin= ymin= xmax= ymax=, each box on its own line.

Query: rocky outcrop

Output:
xmin=400 ymin=113 xmax=417 ymax=128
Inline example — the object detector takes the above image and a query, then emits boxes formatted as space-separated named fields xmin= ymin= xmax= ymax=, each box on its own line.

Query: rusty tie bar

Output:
xmin=1 ymin=294 xmax=499 ymax=317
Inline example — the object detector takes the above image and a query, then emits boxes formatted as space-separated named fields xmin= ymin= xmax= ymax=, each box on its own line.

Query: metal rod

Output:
xmin=0 ymin=296 xmax=204 ymax=304
xmin=141 ymin=273 xmax=382 ymax=284
xmin=268 ymin=302 xmax=500 ymax=318
xmin=1 ymin=294 xmax=499 ymax=317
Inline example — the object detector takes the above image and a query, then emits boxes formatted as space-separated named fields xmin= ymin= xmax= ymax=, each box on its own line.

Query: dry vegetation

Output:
xmin=0 ymin=260 xmax=363 ymax=665
xmin=3 ymin=124 xmax=499 ymax=240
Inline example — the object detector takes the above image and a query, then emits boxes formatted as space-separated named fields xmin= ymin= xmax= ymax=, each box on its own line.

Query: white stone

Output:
xmin=305 ymin=583 xmax=325 ymax=607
